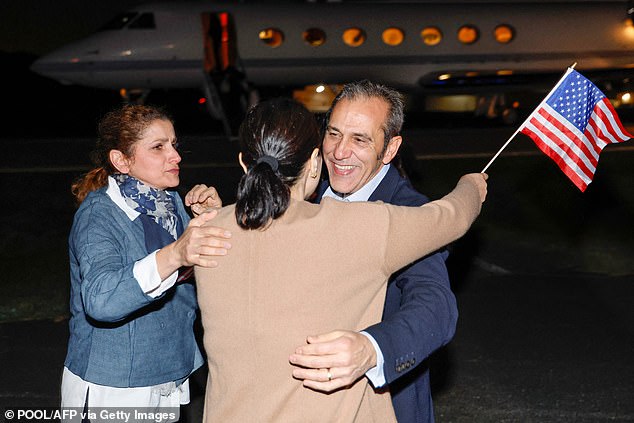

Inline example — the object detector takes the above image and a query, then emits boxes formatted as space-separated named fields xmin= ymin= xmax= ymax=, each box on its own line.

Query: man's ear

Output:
xmin=109 ymin=150 xmax=131 ymax=174
xmin=382 ymin=136 xmax=403 ymax=164
xmin=238 ymin=152 xmax=248 ymax=173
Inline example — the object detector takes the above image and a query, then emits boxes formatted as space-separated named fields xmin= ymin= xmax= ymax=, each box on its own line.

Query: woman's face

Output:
xmin=125 ymin=119 xmax=181 ymax=190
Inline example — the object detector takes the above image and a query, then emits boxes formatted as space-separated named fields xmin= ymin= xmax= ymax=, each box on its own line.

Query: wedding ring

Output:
xmin=327 ymin=369 xmax=333 ymax=381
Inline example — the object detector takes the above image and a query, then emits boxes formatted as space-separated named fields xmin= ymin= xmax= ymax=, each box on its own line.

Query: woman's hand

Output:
xmin=156 ymin=210 xmax=232 ymax=278
xmin=460 ymin=173 xmax=488 ymax=203
xmin=185 ymin=184 xmax=223 ymax=217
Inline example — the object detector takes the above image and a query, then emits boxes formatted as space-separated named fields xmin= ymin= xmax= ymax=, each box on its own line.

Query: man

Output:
xmin=289 ymin=80 xmax=458 ymax=423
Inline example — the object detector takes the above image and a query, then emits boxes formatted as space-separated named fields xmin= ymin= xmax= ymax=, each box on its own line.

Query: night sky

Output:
xmin=0 ymin=0 xmax=145 ymax=56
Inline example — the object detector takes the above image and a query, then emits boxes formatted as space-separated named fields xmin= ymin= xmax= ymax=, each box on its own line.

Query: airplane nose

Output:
xmin=29 ymin=56 xmax=48 ymax=77
xmin=28 ymin=38 xmax=103 ymax=86
xmin=30 ymin=48 xmax=81 ymax=82
xmin=30 ymin=56 xmax=74 ymax=85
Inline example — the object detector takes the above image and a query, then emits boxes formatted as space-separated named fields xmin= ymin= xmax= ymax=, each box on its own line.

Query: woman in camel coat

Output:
xmin=195 ymin=98 xmax=488 ymax=422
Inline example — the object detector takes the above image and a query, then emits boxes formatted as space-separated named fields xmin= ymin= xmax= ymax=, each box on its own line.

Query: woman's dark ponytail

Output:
xmin=234 ymin=98 xmax=320 ymax=230
xmin=236 ymin=161 xmax=289 ymax=229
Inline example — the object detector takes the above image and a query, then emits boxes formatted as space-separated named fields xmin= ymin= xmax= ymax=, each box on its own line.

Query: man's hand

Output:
xmin=185 ymin=184 xmax=222 ymax=217
xmin=289 ymin=330 xmax=377 ymax=392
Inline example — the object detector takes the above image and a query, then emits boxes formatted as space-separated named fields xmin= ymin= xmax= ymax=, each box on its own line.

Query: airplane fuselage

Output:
xmin=30 ymin=1 xmax=634 ymax=92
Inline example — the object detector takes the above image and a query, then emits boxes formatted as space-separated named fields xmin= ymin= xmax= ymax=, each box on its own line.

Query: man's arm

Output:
xmin=366 ymin=249 xmax=456 ymax=384
xmin=289 ymin=249 xmax=457 ymax=392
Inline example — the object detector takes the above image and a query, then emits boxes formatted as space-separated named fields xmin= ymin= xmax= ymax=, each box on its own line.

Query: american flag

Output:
xmin=519 ymin=68 xmax=632 ymax=191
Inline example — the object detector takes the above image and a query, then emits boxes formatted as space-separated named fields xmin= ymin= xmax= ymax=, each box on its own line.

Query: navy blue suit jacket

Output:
xmin=315 ymin=165 xmax=457 ymax=423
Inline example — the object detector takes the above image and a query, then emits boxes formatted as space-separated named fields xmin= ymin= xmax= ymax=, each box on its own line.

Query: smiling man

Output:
xmin=289 ymin=80 xmax=458 ymax=423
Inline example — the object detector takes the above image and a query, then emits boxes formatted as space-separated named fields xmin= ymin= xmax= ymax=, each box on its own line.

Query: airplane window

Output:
xmin=421 ymin=27 xmax=442 ymax=46
xmin=342 ymin=28 xmax=366 ymax=47
xmin=494 ymin=25 xmax=515 ymax=43
xmin=259 ymin=28 xmax=284 ymax=48
xmin=303 ymin=28 xmax=326 ymax=46
xmin=457 ymin=25 xmax=479 ymax=44
xmin=98 ymin=12 xmax=139 ymax=30
xmin=382 ymin=28 xmax=404 ymax=46
xmin=128 ymin=13 xmax=156 ymax=29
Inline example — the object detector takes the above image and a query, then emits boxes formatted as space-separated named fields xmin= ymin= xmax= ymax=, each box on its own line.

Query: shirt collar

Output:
xmin=323 ymin=163 xmax=390 ymax=202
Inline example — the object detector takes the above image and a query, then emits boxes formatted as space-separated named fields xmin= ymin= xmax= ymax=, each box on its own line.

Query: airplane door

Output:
xmin=202 ymin=11 xmax=238 ymax=73
xmin=201 ymin=11 xmax=249 ymax=135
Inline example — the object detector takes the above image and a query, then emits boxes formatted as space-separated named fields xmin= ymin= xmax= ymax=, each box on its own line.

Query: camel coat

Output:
xmin=195 ymin=178 xmax=482 ymax=422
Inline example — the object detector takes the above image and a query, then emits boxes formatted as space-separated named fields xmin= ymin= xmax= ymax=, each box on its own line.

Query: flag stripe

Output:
xmin=523 ymin=120 xmax=594 ymax=190
xmin=522 ymin=125 xmax=589 ymax=191
xmin=535 ymin=104 xmax=600 ymax=166
xmin=590 ymin=99 xmax=632 ymax=144
xmin=600 ymin=98 xmax=634 ymax=141
xmin=527 ymin=106 xmax=597 ymax=177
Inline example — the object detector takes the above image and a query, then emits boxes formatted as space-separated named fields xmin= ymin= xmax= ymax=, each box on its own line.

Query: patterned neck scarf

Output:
xmin=113 ymin=173 xmax=178 ymax=239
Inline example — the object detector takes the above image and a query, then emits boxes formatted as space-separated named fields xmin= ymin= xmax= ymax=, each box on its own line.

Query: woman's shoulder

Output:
xmin=78 ymin=187 xmax=111 ymax=210
xmin=203 ymin=204 xmax=238 ymax=228
xmin=73 ymin=187 xmax=123 ymax=223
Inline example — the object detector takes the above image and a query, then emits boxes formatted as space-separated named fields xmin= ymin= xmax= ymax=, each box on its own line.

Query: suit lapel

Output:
xmin=368 ymin=165 xmax=400 ymax=203
xmin=314 ymin=179 xmax=329 ymax=203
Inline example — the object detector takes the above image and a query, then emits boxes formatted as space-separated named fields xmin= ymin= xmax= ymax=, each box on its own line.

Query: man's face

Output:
xmin=322 ymin=97 xmax=400 ymax=195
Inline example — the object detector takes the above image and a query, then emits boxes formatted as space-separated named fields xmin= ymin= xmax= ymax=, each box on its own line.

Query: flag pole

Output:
xmin=480 ymin=63 xmax=578 ymax=173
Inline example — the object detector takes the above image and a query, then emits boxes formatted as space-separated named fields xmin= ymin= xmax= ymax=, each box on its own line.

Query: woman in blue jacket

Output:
xmin=61 ymin=104 xmax=230 ymax=416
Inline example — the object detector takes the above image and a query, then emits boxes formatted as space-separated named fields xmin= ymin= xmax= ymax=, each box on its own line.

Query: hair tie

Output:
xmin=256 ymin=155 xmax=279 ymax=172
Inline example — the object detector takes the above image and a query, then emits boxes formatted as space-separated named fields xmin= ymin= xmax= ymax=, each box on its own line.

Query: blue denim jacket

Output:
xmin=65 ymin=185 xmax=203 ymax=388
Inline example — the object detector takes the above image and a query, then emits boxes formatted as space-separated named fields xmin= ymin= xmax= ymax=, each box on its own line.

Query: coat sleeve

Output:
xmin=364 ymin=248 xmax=457 ymax=384
xmin=382 ymin=177 xmax=482 ymax=274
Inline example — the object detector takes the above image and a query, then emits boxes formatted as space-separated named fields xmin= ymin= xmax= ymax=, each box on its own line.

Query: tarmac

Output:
xmin=1 ymin=128 xmax=633 ymax=422
xmin=1 ymin=264 xmax=633 ymax=422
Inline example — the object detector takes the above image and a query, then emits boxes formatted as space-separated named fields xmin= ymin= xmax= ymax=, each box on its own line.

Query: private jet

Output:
xmin=30 ymin=0 xmax=634 ymax=132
